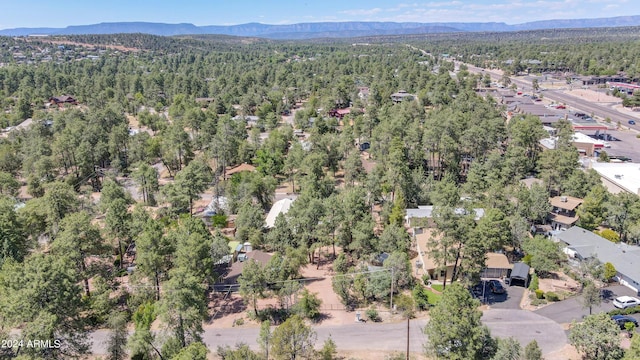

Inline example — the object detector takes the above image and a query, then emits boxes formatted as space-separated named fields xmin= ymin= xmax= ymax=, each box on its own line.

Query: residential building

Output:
xmin=548 ymin=195 xmax=583 ymax=230
xmin=222 ymin=163 xmax=256 ymax=181
xmin=390 ymin=90 xmax=417 ymax=103
xmin=265 ymin=198 xmax=294 ymax=228
xmin=415 ymin=232 xmax=455 ymax=282
xmin=405 ymin=205 xmax=485 ymax=228
xmin=49 ymin=95 xmax=77 ymax=106
xmin=554 ymin=226 xmax=640 ymax=294
xmin=480 ymin=253 xmax=513 ymax=279
xmin=220 ymin=249 xmax=273 ymax=284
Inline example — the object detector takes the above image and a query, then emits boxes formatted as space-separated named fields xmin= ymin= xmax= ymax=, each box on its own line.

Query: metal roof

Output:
xmin=510 ymin=262 xmax=530 ymax=280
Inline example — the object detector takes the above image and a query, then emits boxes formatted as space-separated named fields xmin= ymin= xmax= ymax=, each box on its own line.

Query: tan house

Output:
xmin=415 ymin=231 xmax=455 ymax=282
xmin=418 ymin=235 xmax=512 ymax=282
xmin=548 ymin=195 xmax=584 ymax=230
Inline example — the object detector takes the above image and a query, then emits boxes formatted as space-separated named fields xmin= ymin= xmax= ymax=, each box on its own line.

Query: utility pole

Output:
xmin=390 ymin=267 xmax=394 ymax=311
xmin=406 ymin=316 xmax=410 ymax=360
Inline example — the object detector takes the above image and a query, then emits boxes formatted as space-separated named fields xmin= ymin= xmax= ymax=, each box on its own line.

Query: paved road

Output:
xmin=90 ymin=308 xmax=566 ymax=357
xmin=544 ymin=89 xmax=635 ymax=127
xmin=482 ymin=309 xmax=567 ymax=355
xmin=461 ymin=62 xmax=640 ymax=132
xmin=91 ymin=319 xmax=429 ymax=356
xmin=534 ymin=285 xmax=638 ymax=324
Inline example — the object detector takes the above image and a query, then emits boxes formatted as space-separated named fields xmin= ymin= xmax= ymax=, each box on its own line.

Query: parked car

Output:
xmin=629 ymin=120 xmax=637 ymax=125
xmin=613 ymin=296 xmax=640 ymax=309
xmin=611 ymin=315 xmax=639 ymax=330
xmin=488 ymin=280 xmax=505 ymax=294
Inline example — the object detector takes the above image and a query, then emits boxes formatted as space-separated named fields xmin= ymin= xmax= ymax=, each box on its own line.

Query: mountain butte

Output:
xmin=2 ymin=16 xmax=640 ymax=39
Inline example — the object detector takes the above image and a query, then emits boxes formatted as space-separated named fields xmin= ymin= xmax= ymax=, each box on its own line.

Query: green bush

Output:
xmin=609 ymin=305 xmax=640 ymax=316
xmin=529 ymin=274 xmax=539 ymax=291
xmin=422 ymin=274 xmax=431 ymax=285
xmin=412 ymin=285 xmax=430 ymax=311
xmin=530 ymin=298 xmax=547 ymax=306
xmin=544 ymin=292 xmax=560 ymax=302
xmin=535 ymin=289 xmax=545 ymax=299
xmin=522 ymin=254 xmax=533 ymax=266
xmin=366 ymin=308 xmax=381 ymax=322
xmin=211 ymin=214 xmax=228 ymax=228
xmin=595 ymin=229 xmax=620 ymax=243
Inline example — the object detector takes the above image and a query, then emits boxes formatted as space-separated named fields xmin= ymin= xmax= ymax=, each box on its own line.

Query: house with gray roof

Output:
xmin=554 ymin=226 xmax=640 ymax=294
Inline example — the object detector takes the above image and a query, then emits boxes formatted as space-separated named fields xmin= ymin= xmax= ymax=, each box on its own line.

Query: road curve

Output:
xmin=482 ymin=309 xmax=567 ymax=355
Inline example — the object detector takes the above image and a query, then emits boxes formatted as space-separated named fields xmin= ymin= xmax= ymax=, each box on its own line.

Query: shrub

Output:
xmin=422 ymin=274 xmax=431 ymax=285
xmin=544 ymin=292 xmax=560 ymax=302
xmin=366 ymin=308 xmax=381 ymax=322
xmin=603 ymin=262 xmax=617 ymax=282
xmin=535 ymin=289 xmax=545 ymax=299
xmin=522 ymin=254 xmax=533 ymax=266
xmin=595 ymin=229 xmax=620 ymax=243
xmin=233 ymin=318 xmax=244 ymax=326
xmin=412 ymin=285 xmax=430 ymax=311
xmin=211 ymin=214 xmax=228 ymax=228
xmin=625 ymin=322 xmax=636 ymax=333
xmin=529 ymin=274 xmax=539 ymax=291
xmin=530 ymin=298 xmax=547 ymax=306
xmin=609 ymin=306 xmax=640 ymax=316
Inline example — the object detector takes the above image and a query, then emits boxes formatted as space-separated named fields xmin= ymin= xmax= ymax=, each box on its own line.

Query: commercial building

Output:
xmin=589 ymin=161 xmax=640 ymax=195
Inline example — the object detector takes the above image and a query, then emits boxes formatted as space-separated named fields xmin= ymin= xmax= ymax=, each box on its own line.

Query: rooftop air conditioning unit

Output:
xmin=560 ymin=196 xmax=568 ymax=202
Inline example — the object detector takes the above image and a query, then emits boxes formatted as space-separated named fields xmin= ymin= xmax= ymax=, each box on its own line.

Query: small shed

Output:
xmin=509 ymin=262 xmax=530 ymax=287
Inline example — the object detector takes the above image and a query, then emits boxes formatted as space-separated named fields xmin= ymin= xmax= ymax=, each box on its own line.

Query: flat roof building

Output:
xmin=589 ymin=161 xmax=640 ymax=195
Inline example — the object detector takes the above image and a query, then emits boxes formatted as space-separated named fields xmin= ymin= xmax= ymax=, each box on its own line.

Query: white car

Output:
xmin=613 ymin=296 xmax=640 ymax=309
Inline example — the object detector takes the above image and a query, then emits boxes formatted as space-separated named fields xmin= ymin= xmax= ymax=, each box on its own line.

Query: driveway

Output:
xmin=473 ymin=280 xmax=525 ymax=310
xmin=489 ymin=285 xmax=525 ymax=310
xmin=482 ymin=309 xmax=567 ymax=355
xmin=534 ymin=285 xmax=637 ymax=324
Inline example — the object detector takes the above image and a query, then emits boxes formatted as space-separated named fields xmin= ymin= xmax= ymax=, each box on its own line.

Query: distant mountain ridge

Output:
xmin=2 ymin=16 xmax=640 ymax=39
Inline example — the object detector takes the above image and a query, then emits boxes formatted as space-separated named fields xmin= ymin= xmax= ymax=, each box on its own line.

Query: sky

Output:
xmin=0 ymin=0 xmax=638 ymax=29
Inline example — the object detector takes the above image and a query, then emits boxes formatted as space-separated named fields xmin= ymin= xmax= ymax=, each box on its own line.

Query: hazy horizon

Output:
xmin=1 ymin=0 xmax=639 ymax=29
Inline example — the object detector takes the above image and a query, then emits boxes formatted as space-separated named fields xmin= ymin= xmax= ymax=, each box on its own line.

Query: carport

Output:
xmin=509 ymin=262 xmax=530 ymax=287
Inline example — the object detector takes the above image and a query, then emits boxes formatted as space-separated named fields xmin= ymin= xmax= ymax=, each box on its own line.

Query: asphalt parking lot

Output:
xmin=591 ymin=129 xmax=640 ymax=162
